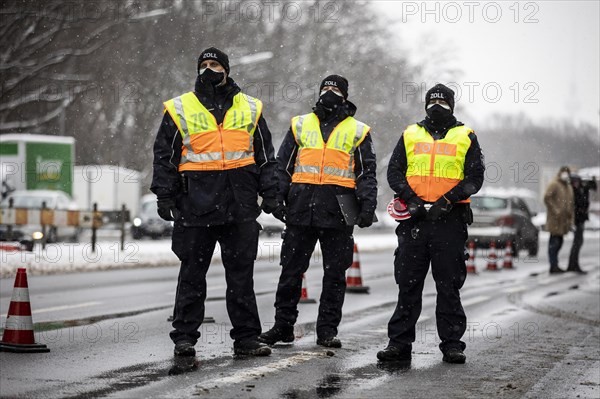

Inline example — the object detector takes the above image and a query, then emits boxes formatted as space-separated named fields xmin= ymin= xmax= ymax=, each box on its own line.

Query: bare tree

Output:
xmin=0 ymin=0 xmax=168 ymax=134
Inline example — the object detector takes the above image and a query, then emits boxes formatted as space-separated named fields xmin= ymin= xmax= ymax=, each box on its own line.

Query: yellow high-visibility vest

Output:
xmin=163 ymin=92 xmax=263 ymax=171
xmin=291 ymin=113 xmax=370 ymax=188
xmin=403 ymin=124 xmax=473 ymax=203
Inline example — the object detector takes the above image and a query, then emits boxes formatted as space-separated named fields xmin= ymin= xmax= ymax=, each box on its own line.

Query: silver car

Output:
xmin=468 ymin=193 xmax=539 ymax=256
xmin=131 ymin=194 xmax=173 ymax=239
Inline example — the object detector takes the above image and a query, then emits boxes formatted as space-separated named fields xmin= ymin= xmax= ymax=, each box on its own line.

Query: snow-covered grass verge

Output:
xmin=3 ymin=230 xmax=596 ymax=278
xmin=0 ymin=229 xmax=399 ymax=277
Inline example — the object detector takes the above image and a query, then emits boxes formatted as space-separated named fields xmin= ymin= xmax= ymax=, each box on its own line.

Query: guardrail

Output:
xmin=0 ymin=199 xmax=130 ymax=253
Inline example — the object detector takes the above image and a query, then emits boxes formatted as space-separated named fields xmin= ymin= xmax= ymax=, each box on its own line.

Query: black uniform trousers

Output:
xmin=273 ymin=224 xmax=354 ymax=338
xmin=388 ymin=207 xmax=468 ymax=353
xmin=169 ymin=221 xmax=262 ymax=345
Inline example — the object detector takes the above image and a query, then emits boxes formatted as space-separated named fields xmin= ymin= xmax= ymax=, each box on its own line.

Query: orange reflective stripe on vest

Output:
xmin=291 ymin=113 xmax=370 ymax=188
xmin=403 ymin=124 xmax=473 ymax=203
xmin=163 ymin=92 xmax=262 ymax=171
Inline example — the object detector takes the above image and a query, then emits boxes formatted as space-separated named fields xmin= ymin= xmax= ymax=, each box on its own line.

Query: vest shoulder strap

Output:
xmin=403 ymin=123 xmax=421 ymax=134
xmin=163 ymin=92 xmax=198 ymax=136
xmin=164 ymin=91 xmax=195 ymax=108
xmin=290 ymin=113 xmax=317 ymax=140
xmin=449 ymin=125 xmax=474 ymax=136
xmin=352 ymin=117 xmax=371 ymax=133
xmin=236 ymin=92 xmax=263 ymax=114
xmin=343 ymin=117 xmax=370 ymax=148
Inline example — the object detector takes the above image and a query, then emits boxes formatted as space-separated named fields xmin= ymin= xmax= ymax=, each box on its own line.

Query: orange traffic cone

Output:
xmin=299 ymin=273 xmax=317 ymax=304
xmin=466 ymin=241 xmax=477 ymax=274
xmin=486 ymin=242 xmax=499 ymax=271
xmin=0 ymin=268 xmax=49 ymax=353
xmin=346 ymin=244 xmax=370 ymax=293
xmin=503 ymin=240 xmax=514 ymax=269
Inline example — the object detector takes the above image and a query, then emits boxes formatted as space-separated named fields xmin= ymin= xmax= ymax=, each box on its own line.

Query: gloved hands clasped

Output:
xmin=427 ymin=195 xmax=453 ymax=221
xmin=261 ymin=197 xmax=287 ymax=223
xmin=407 ymin=197 xmax=427 ymax=219
xmin=157 ymin=197 xmax=181 ymax=221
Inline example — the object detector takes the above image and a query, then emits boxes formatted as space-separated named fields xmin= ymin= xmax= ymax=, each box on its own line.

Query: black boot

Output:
xmin=174 ymin=341 xmax=196 ymax=357
xmin=316 ymin=336 xmax=342 ymax=348
xmin=442 ymin=348 xmax=466 ymax=364
xmin=377 ymin=345 xmax=411 ymax=361
xmin=569 ymin=269 xmax=587 ymax=274
xmin=258 ymin=325 xmax=295 ymax=345
xmin=233 ymin=339 xmax=272 ymax=356
xmin=567 ymin=264 xmax=587 ymax=274
xmin=549 ymin=267 xmax=565 ymax=274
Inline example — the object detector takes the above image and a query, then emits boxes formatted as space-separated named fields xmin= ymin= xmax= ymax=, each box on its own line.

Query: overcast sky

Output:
xmin=373 ymin=1 xmax=600 ymax=128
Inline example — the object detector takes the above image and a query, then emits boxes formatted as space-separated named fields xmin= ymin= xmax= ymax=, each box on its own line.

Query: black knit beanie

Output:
xmin=198 ymin=47 xmax=230 ymax=75
xmin=319 ymin=75 xmax=349 ymax=99
xmin=425 ymin=83 xmax=455 ymax=112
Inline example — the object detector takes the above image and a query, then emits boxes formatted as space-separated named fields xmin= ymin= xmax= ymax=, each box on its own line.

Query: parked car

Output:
xmin=468 ymin=192 xmax=539 ymax=256
xmin=0 ymin=190 xmax=80 ymax=242
xmin=131 ymin=194 xmax=173 ymax=239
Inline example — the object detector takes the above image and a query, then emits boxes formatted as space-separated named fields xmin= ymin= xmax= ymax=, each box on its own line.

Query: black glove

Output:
xmin=261 ymin=197 xmax=279 ymax=214
xmin=272 ymin=205 xmax=287 ymax=223
xmin=356 ymin=212 xmax=374 ymax=228
xmin=157 ymin=197 xmax=180 ymax=221
xmin=427 ymin=196 xmax=453 ymax=221
xmin=262 ymin=197 xmax=287 ymax=223
xmin=407 ymin=197 xmax=427 ymax=219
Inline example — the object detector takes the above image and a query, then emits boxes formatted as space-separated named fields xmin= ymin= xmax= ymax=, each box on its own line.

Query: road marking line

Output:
xmin=32 ymin=301 xmax=103 ymax=314
xmin=165 ymin=285 xmax=228 ymax=296
xmin=537 ymin=277 xmax=557 ymax=285
xmin=462 ymin=295 xmax=490 ymax=307
xmin=194 ymin=351 xmax=320 ymax=389
xmin=504 ymin=285 xmax=528 ymax=293
xmin=366 ymin=328 xmax=388 ymax=333
xmin=1 ymin=301 xmax=103 ymax=318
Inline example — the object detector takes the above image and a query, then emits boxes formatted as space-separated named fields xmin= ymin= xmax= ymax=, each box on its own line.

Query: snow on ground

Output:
xmin=1 ymin=229 xmax=597 ymax=278
xmin=0 ymin=229 xmax=399 ymax=277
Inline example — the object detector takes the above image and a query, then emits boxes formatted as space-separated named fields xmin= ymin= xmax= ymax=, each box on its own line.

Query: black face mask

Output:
xmin=426 ymin=104 xmax=453 ymax=122
xmin=319 ymin=90 xmax=344 ymax=110
xmin=200 ymin=68 xmax=225 ymax=86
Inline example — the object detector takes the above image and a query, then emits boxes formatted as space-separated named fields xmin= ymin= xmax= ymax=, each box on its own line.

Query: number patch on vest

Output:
xmin=331 ymin=130 xmax=350 ymax=151
xmin=230 ymin=110 xmax=250 ymax=130
xmin=304 ymin=130 xmax=319 ymax=147
xmin=190 ymin=113 xmax=209 ymax=131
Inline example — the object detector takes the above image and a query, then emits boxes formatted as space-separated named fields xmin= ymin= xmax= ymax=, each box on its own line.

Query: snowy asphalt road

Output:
xmin=0 ymin=231 xmax=599 ymax=398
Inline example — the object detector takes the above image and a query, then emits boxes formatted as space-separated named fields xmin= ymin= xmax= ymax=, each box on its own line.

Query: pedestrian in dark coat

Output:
xmin=567 ymin=174 xmax=597 ymax=273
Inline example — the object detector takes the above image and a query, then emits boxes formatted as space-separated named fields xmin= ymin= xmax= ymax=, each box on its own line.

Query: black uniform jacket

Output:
xmin=151 ymin=76 xmax=277 ymax=226
xmin=277 ymin=101 xmax=378 ymax=230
